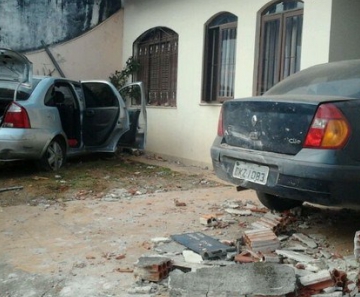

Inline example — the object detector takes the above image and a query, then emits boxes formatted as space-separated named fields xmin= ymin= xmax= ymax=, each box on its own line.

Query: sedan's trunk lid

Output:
xmin=0 ymin=48 xmax=33 ymax=84
xmin=222 ymin=96 xmax=336 ymax=155
xmin=0 ymin=49 xmax=34 ymax=121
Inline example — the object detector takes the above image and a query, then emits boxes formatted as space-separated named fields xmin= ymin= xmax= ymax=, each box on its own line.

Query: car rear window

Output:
xmin=0 ymin=78 xmax=40 ymax=101
xmin=266 ymin=60 xmax=360 ymax=99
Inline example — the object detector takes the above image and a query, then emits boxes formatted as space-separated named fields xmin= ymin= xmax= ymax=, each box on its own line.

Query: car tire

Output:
xmin=256 ymin=191 xmax=303 ymax=211
xmin=38 ymin=138 xmax=66 ymax=171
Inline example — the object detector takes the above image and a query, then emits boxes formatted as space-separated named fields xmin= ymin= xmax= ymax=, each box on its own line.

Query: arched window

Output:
xmin=203 ymin=12 xmax=237 ymax=103
xmin=134 ymin=27 xmax=178 ymax=107
xmin=257 ymin=1 xmax=304 ymax=95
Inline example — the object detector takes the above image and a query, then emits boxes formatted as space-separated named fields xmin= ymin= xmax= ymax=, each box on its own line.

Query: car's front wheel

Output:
xmin=256 ymin=191 xmax=303 ymax=211
xmin=38 ymin=138 xmax=66 ymax=171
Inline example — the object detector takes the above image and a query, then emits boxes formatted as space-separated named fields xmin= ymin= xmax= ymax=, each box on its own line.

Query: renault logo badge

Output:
xmin=251 ymin=115 xmax=258 ymax=127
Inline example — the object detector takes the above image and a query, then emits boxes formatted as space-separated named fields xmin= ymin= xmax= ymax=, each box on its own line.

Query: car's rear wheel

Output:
xmin=38 ymin=138 xmax=66 ymax=171
xmin=256 ymin=191 xmax=303 ymax=211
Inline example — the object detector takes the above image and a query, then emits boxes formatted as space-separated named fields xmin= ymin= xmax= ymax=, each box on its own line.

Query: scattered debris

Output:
xmin=129 ymin=199 xmax=360 ymax=296
xmin=354 ymin=231 xmax=360 ymax=261
xmin=151 ymin=237 xmax=172 ymax=244
xmin=114 ymin=267 xmax=133 ymax=273
xmin=234 ymin=249 xmax=264 ymax=263
xmin=199 ymin=214 xmax=218 ymax=226
xmin=225 ymin=208 xmax=252 ymax=216
xmin=0 ymin=186 xmax=23 ymax=193
xmin=292 ymin=233 xmax=318 ymax=249
xmin=174 ymin=199 xmax=186 ymax=207
xmin=32 ymin=176 xmax=49 ymax=181
xmin=171 ymin=232 xmax=236 ymax=260
xmin=182 ymin=250 xmax=203 ymax=264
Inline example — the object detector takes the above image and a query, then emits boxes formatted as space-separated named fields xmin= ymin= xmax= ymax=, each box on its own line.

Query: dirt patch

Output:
xmin=0 ymin=153 xmax=360 ymax=255
xmin=0 ymin=153 xmax=223 ymax=207
xmin=1 ymin=152 xmax=360 ymax=259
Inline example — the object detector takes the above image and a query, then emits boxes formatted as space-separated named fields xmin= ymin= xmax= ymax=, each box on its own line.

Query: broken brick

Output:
xmin=250 ymin=212 xmax=291 ymax=235
xmin=199 ymin=214 xmax=218 ymax=226
xmin=243 ymin=228 xmax=280 ymax=252
xmin=331 ymin=269 xmax=347 ymax=288
xmin=234 ymin=250 xmax=264 ymax=263
xmin=299 ymin=269 xmax=335 ymax=290
xmin=174 ymin=199 xmax=186 ymax=207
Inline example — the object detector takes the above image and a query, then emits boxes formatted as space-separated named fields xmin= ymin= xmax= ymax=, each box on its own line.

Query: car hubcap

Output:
xmin=47 ymin=142 xmax=63 ymax=171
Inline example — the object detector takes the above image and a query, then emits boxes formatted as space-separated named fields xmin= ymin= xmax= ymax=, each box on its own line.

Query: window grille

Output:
xmin=203 ymin=13 xmax=237 ymax=103
xmin=135 ymin=28 xmax=178 ymax=107
xmin=257 ymin=1 xmax=303 ymax=95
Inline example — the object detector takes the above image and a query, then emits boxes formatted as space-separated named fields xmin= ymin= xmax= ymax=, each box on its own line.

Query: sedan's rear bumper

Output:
xmin=0 ymin=129 xmax=45 ymax=160
xmin=211 ymin=140 xmax=360 ymax=207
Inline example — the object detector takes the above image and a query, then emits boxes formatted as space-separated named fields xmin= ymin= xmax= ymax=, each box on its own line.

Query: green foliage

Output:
xmin=109 ymin=57 xmax=140 ymax=90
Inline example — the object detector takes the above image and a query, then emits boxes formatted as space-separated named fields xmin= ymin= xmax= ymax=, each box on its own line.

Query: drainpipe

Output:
xmin=41 ymin=41 xmax=66 ymax=78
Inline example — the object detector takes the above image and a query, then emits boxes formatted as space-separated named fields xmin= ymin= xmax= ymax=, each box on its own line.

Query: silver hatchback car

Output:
xmin=0 ymin=48 xmax=147 ymax=170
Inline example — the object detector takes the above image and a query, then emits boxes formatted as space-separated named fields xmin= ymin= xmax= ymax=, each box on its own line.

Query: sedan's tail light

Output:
xmin=2 ymin=102 xmax=31 ymax=128
xmin=217 ymin=107 xmax=224 ymax=136
xmin=304 ymin=103 xmax=350 ymax=149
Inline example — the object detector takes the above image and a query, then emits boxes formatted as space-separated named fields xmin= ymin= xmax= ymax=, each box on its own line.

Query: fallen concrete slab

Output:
xmin=168 ymin=262 xmax=296 ymax=296
xmin=0 ymin=262 xmax=64 ymax=297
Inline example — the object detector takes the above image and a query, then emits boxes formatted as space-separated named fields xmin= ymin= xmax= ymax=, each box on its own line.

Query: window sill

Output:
xmin=146 ymin=105 xmax=177 ymax=109
xmin=199 ymin=102 xmax=223 ymax=106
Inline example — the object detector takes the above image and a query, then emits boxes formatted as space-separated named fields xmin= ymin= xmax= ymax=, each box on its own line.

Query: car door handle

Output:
xmin=86 ymin=110 xmax=95 ymax=116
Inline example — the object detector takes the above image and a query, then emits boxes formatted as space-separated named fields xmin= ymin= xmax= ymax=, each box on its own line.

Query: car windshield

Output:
xmin=0 ymin=78 xmax=40 ymax=101
xmin=266 ymin=60 xmax=360 ymax=99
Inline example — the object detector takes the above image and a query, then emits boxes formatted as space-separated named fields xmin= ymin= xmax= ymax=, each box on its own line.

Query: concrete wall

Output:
xmin=122 ymin=0 xmax=338 ymax=167
xmin=329 ymin=0 xmax=360 ymax=62
xmin=25 ymin=10 xmax=124 ymax=81
xmin=0 ymin=0 xmax=121 ymax=51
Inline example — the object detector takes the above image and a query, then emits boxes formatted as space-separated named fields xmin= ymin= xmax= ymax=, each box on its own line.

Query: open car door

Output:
xmin=118 ymin=81 xmax=147 ymax=150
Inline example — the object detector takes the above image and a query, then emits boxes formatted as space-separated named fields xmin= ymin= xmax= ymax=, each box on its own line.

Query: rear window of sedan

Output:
xmin=266 ymin=60 xmax=360 ymax=99
xmin=0 ymin=78 xmax=40 ymax=101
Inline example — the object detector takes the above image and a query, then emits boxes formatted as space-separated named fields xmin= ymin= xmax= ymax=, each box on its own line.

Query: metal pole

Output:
xmin=41 ymin=40 xmax=66 ymax=78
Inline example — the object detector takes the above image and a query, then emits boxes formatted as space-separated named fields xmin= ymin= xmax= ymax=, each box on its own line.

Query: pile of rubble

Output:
xmin=127 ymin=200 xmax=360 ymax=297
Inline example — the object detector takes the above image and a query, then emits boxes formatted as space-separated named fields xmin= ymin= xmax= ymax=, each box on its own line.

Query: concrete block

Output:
xmin=169 ymin=262 xmax=296 ymax=296
xmin=134 ymin=256 xmax=173 ymax=282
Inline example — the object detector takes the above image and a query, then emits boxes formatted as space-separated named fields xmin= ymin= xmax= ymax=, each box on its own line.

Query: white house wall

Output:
xmin=295 ymin=0 xmax=332 ymax=69
xmin=123 ymin=0 xmax=335 ymax=167
xmin=25 ymin=10 xmax=124 ymax=81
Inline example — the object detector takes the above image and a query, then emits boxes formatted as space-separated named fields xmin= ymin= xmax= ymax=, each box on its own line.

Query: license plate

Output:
xmin=232 ymin=161 xmax=269 ymax=185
